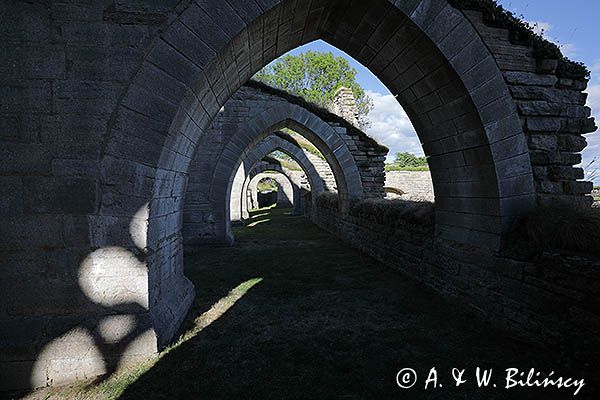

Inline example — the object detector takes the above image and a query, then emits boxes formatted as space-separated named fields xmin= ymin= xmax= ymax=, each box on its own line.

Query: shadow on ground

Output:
xmin=117 ymin=208 xmax=591 ymax=399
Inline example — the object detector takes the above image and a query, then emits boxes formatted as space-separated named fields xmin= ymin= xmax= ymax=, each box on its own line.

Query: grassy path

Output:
xmin=23 ymin=208 xmax=587 ymax=399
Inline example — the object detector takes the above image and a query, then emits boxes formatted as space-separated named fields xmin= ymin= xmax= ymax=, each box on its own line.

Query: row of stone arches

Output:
xmin=1 ymin=0 xmax=595 ymax=391
xmin=245 ymin=164 xmax=303 ymax=216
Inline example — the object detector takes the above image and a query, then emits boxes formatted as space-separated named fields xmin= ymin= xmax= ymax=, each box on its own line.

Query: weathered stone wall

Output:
xmin=307 ymin=197 xmax=600 ymax=364
xmin=305 ymin=152 xmax=337 ymax=191
xmin=385 ymin=171 xmax=434 ymax=201
xmin=274 ymin=132 xmax=338 ymax=191
xmin=251 ymin=172 xmax=294 ymax=208
xmin=463 ymin=10 xmax=595 ymax=208
xmin=327 ymin=87 xmax=360 ymax=128
xmin=184 ymin=83 xmax=387 ymax=245
xmin=0 ymin=0 xmax=596 ymax=392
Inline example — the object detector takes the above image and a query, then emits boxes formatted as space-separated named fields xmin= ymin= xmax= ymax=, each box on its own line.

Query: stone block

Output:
xmin=562 ymin=181 xmax=593 ymax=195
xmin=532 ymin=166 xmax=547 ymax=180
xmin=1 ymin=45 xmax=66 ymax=79
xmin=0 ymin=177 xmax=23 ymax=214
xmin=525 ymin=117 xmax=561 ymax=133
xmin=52 ymin=80 xmax=122 ymax=115
xmin=559 ymin=152 xmax=581 ymax=166
xmin=557 ymin=134 xmax=586 ymax=152
xmin=517 ymin=100 xmax=565 ymax=116
xmin=0 ymin=80 xmax=51 ymax=113
xmin=536 ymin=180 xmax=562 ymax=194
xmin=503 ymin=71 xmax=558 ymax=86
xmin=527 ymin=134 xmax=557 ymax=151
xmin=548 ymin=166 xmax=584 ymax=181
xmin=529 ymin=150 xmax=560 ymax=165
xmin=23 ymin=177 xmax=98 ymax=214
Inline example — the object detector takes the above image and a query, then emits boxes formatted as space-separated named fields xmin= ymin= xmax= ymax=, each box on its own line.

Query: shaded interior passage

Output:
xmin=117 ymin=208 xmax=587 ymax=399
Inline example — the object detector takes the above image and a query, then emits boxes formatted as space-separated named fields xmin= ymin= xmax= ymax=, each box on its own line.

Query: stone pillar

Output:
xmin=328 ymin=87 xmax=360 ymax=128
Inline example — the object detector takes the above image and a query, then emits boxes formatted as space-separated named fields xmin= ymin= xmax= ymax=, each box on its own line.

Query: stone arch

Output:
xmin=212 ymin=104 xmax=365 ymax=243
xmin=183 ymin=84 xmax=383 ymax=248
xmin=8 ymin=0 xmax=579 ymax=390
xmin=227 ymin=134 xmax=328 ymax=235
xmin=96 ymin=0 xmax=534 ymax=356
xmin=244 ymin=163 xmax=304 ymax=217
xmin=249 ymin=171 xmax=295 ymax=209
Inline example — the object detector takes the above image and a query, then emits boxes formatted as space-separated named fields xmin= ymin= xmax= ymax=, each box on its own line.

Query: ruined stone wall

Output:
xmin=305 ymin=152 xmax=337 ymax=191
xmin=0 ymin=0 xmax=596 ymax=391
xmin=327 ymin=87 xmax=360 ymax=127
xmin=307 ymin=196 xmax=600 ymax=364
xmin=384 ymin=171 xmax=434 ymax=201
xmin=184 ymin=83 xmax=387 ymax=244
xmin=463 ymin=10 xmax=595 ymax=208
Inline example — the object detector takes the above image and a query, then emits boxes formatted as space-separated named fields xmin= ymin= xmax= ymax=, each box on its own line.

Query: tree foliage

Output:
xmin=254 ymin=51 xmax=373 ymax=126
xmin=393 ymin=152 xmax=428 ymax=168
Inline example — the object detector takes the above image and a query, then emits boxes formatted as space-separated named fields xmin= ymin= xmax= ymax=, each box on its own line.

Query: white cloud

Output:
xmin=364 ymin=90 xmax=422 ymax=161
xmin=582 ymin=81 xmax=600 ymax=183
xmin=527 ymin=20 xmax=552 ymax=36
xmin=525 ymin=20 xmax=578 ymax=58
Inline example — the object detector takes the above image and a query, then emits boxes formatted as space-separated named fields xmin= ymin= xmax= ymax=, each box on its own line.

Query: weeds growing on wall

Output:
xmin=515 ymin=205 xmax=600 ymax=256
xmin=316 ymin=191 xmax=339 ymax=211
xmin=315 ymin=193 xmax=434 ymax=228
xmin=349 ymin=198 xmax=435 ymax=228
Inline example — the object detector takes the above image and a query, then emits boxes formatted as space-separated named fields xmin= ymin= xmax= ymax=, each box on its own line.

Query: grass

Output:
xmin=21 ymin=208 xmax=589 ymax=399
xmin=257 ymin=178 xmax=278 ymax=192
xmin=384 ymin=164 xmax=430 ymax=172
xmin=349 ymin=198 xmax=435 ymax=227
xmin=515 ymin=205 xmax=600 ymax=256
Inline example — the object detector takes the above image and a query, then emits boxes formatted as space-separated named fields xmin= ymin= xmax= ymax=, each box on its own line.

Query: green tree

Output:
xmin=254 ymin=51 xmax=373 ymax=127
xmin=394 ymin=152 xmax=428 ymax=168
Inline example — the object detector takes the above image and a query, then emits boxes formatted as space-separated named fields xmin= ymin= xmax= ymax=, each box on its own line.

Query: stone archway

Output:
xmin=227 ymin=134 xmax=330 ymax=239
xmin=211 ymin=102 xmax=367 ymax=243
xmin=2 ymin=0 xmax=595 ymax=391
xmin=244 ymin=162 xmax=305 ymax=217
xmin=183 ymin=84 xmax=384 ymax=246
xmin=103 ymin=0 xmax=533 ymax=358
xmin=249 ymin=172 xmax=295 ymax=209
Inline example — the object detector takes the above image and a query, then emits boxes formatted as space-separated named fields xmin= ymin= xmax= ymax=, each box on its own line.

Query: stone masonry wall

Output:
xmin=247 ymin=81 xmax=388 ymax=199
xmin=385 ymin=171 xmax=434 ymax=201
xmin=307 ymin=196 xmax=600 ymax=365
xmin=463 ymin=10 xmax=596 ymax=208
xmin=1 ymin=0 xmax=596 ymax=392
xmin=327 ymin=87 xmax=360 ymax=128
xmin=274 ymin=132 xmax=338 ymax=191
xmin=184 ymin=82 xmax=387 ymax=244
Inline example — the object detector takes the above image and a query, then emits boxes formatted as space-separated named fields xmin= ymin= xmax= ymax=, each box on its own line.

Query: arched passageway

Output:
xmin=184 ymin=84 xmax=384 ymax=245
xmin=1 ymin=0 xmax=596 ymax=391
xmin=107 ymin=0 xmax=561 ymax=369
xmin=244 ymin=162 xmax=305 ymax=218
xmin=228 ymin=134 xmax=328 ymax=228
xmin=250 ymin=172 xmax=295 ymax=209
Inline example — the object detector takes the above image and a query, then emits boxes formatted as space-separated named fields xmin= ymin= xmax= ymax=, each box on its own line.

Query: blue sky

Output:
xmin=278 ymin=1 xmax=600 ymax=183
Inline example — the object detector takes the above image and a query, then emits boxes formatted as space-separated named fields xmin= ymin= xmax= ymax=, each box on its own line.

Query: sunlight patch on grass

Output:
xmin=247 ymin=218 xmax=271 ymax=227
xmin=248 ymin=212 xmax=270 ymax=219
xmin=174 ymin=277 xmax=263 ymax=345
